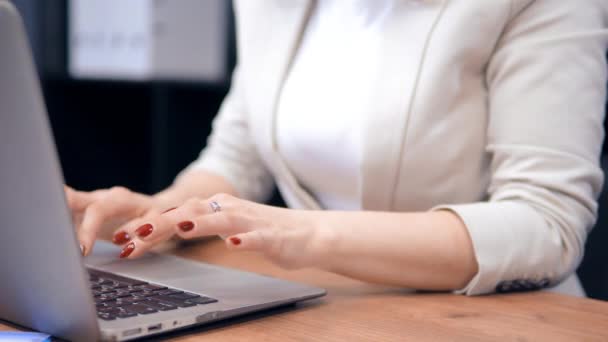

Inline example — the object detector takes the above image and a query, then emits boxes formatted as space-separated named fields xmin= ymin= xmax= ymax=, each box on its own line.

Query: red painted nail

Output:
xmin=135 ymin=223 xmax=153 ymax=238
xmin=178 ymin=221 xmax=194 ymax=232
xmin=119 ymin=242 xmax=135 ymax=258
xmin=112 ymin=231 xmax=131 ymax=245
xmin=162 ymin=207 xmax=177 ymax=214
xmin=229 ymin=237 xmax=241 ymax=246
xmin=80 ymin=244 xmax=85 ymax=256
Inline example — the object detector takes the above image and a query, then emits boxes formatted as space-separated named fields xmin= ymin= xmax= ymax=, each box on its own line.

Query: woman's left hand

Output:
xmin=111 ymin=193 xmax=324 ymax=269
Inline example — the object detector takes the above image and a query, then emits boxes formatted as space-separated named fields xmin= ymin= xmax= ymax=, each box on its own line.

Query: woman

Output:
xmin=67 ymin=0 xmax=608 ymax=295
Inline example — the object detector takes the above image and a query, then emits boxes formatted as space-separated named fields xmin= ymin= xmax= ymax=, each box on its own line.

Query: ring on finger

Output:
xmin=209 ymin=200 xmax=221 ymax=213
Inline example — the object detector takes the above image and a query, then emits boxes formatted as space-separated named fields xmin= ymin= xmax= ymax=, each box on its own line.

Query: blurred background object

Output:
xmin=9 ymin=0 xmax=235 ymax=195
xmin=69 ymin=0 xmax=230 ymax=82
xmin=6 ymin=0 xmax=608 ymax=301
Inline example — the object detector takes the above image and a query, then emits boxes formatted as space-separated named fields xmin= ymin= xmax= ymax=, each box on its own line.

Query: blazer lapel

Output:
xmin=360 ymin=0 xmax=448 ymax=211
xmin=257 ymin=0 xmax=323 ymax=209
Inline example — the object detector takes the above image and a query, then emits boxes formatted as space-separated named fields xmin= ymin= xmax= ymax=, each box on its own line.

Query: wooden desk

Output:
xmin=2 ymin=238 xmax=608 ymax=341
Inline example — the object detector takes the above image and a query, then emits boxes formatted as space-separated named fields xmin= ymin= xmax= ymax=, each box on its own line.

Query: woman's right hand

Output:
xmin=64 ymin=185 xmax=171 ymax=256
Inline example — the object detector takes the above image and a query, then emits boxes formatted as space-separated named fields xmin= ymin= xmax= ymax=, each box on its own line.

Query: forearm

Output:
xmin=309 ymin=210 xmax=478 ymax=291
xmin=154 ymin=170 xmax=238 ymax=208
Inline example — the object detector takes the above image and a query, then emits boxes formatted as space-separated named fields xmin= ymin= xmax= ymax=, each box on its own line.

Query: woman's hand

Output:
xmin=64 ymin=185 xmax=172 ymax=256
xmin=67 ymin=183 xmax=477 ymax=290
xmin=114 ymin=193 xmax=324 ymax=269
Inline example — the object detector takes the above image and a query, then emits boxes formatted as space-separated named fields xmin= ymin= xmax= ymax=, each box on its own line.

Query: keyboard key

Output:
xmin=116 ymin=311 xmax=138 ymax=319
xmin=169 ymin=293 xmax=200 ymax=300
xmin=105 ymin=302 xmax=123 ymax=308
xmin=137 ymin=284 xmax=167 ymax=292
xmin=113 ymin=282 xmax=130 ymax=289
xmin=186 ymin=296 xmax=218 ymax=305
xmin=125 ymin=286 xmax=145 ymax=293
xmin=122 ymin=304 xmax=158 ymax=315
xmin=155 ymin=289 xmax=183 ymax=296
xmin=98 ymin=313 xmax=116 ymax=321
xmin=141 ymin=300 xmax=178 ymax=311
xmin=117 ymin=296 xmax=148 ymax=305
xmin=115 ymin=291 xmax=132 ymax=298
xmin=98 ymin=279 xmax=114 ymax=286
xmin=100 ymin=294 xmax=118 ymax=301
xmin=97 ymin=296 xmax=120 ymax=303
xmin=150 ymin=296 xmax=197 ymax=308
xmin=98 ymin=307 xmax=121 ymax=314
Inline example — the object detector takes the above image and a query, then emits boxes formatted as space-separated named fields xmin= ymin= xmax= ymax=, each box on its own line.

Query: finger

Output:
xmin=148 ymin=198 xmax=212 ymax=240
xmin=111 ymin=209 xmax=159 ymax=245
xmin=65 ymin=186 xmax=108 ymax=231
xmin=78 ymin=187 xmax=148 ymax=255
xmin=78 ymin=203 xmax=109 ymax=256
xmin=166 ymin=197 xmax=250 ymax=239
xmin=127 ymin=209 xmax=178 ymax=244
xmin=179 ymin=212 xmax=247 ymax=239
xmin=113 ymin=214 xmax=175 ymax=259
xmin=225 ymin=230 xmax=274 ymax=253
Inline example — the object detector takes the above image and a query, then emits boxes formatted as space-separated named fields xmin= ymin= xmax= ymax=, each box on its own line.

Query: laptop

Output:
xmin=0 ymin=2 xmax=326 ymax=341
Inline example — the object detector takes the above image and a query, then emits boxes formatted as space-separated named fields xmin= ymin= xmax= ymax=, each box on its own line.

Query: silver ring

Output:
xmin=209 ymin=200 xmax=221 ymax=213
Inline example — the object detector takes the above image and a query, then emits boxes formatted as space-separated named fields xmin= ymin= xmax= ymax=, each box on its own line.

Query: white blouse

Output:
xmin=276 ymin=0 xmax=397 ymax=210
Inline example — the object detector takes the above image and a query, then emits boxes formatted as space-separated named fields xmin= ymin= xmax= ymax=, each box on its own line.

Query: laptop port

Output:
xmin=123 ymin=327 xmax=142 ymax=337
xmin=148 ymin=323 xmax=162 ymax=332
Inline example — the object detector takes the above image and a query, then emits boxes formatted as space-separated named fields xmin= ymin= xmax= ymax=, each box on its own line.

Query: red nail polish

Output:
xmin=135 ymin=224 xmax=153 ymax=238
xmin=80 ymin=244 xmax=85 ymax=256
xmin=178 ymin=221 xmax=194 ymax=232
xmin=119 ymin=242 xmax=135 ymax=258
xmin=162 ymin=207 xmax=177 ymax=214
xmin=229 ymin=237 xmax=241 ymax=246
xmin=112 ymin=231 xmax=131 ymax=245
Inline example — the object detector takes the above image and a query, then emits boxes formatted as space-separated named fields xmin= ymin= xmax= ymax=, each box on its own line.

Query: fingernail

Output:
xmin=80 ymin=244 xmax=85 ymax=256
xmin=178 ymin=221 xmax=194 ymax=232
xmin=162 ymin=207 xmax=177 ymax=214
xmin=112 ymin=231 xmax=131 ymax=245
xmin=229 ymin=237 xmax=241 ymax=246
xmin=135 ymin=224 xmax=153 ymax=238
xmin=119 ymin=242 xmax=135 ymax=258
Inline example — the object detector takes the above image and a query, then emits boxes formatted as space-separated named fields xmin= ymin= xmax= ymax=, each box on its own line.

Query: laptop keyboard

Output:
xmin=88 ymin=269 xmax=218 ymax=321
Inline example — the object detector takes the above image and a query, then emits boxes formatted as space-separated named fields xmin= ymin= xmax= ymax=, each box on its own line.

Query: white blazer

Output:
xmin=184 ymin=0 xmax=608 ymax=295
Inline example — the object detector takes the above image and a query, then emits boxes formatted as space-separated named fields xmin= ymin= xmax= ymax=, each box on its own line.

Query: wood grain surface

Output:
xmin=2 ymin=238 xmax=607 ymax=341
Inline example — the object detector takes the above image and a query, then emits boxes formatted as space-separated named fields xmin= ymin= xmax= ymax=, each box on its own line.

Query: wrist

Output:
xmin=304 ymin=211 xmax=338 ymax=270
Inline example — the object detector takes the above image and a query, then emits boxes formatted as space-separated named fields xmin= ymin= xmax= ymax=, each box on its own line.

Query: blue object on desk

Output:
xmin=0 ymin=332 xmax=51 ymax=342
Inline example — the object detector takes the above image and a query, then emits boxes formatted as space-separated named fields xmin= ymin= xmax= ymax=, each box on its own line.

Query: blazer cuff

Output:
xmin=432 ymin=202 xmax=559 ymax=295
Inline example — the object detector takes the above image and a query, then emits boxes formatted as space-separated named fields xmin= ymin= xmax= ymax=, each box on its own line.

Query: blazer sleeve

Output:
xmin=177 ymin=65 xmax=275 ymax=202
xmin=435 ymin=0 xmax=608 ymax=295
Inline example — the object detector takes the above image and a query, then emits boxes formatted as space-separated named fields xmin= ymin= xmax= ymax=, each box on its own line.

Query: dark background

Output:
xmin=9 ymin=1 xmax=608 ymax=300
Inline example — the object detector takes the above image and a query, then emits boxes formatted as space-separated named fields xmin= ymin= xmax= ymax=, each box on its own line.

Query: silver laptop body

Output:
xmin=0 ymin=2 xmax=325 ymax=340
